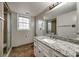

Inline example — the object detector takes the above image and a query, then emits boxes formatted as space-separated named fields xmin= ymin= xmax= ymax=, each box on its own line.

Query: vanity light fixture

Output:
xmin=49 ymin=2 xmax=62 ymax=10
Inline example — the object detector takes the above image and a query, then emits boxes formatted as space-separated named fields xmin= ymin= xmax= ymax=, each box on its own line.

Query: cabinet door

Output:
xmin=38 ymin=42 xmax=52 ymax=57
xmin=34 ymin=43 xmax=46 ymax=57
xmin=34 ymin=39 xmax=38 ymax=46
xmin=36 ymin=47 xmax=45 ymax=57
xmin=34 ymin=46 xmax=45 ymax=57
xmin=38 ymin=51 xmax=46 ymax=57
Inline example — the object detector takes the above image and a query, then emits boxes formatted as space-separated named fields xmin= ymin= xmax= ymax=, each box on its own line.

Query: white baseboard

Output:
xmin=6 ymin=47 xmax=12 ymax=57
xmin=12 ymin=42 xmax=33 ymax=47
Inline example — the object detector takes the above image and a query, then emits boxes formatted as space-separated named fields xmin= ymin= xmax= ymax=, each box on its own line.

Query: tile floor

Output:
xmin=9 ymin=43 xmax=35 ymax=57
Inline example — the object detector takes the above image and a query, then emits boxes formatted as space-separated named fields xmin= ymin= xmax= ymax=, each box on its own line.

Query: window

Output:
xmin=17 ymin=17 xmax=30 ymax=30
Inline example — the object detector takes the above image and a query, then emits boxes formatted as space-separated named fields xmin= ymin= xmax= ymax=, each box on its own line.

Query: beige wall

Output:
xmin=11 ymin=12 xmax=35 ymax=47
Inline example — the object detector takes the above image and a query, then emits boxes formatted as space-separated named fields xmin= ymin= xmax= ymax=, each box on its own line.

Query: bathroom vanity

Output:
xmin=34 ymin=2 xmax=79 ymax=57
xmin=34 ymin=36 xmax=79 ymax=57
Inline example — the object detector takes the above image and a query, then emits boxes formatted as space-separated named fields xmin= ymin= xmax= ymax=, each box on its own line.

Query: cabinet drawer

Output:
xmin=38 ymin=41 xmax=52 ymax=56
xmin=34 ymin=39 xmax=38 ymax=46
xmin=34 ymin=38 xmax=39 ymax=42
xmin=38 ymin=41 xmax=50 ymax=50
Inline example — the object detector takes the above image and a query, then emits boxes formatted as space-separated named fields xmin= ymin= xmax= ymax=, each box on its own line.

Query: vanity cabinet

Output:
xmin=34 ymin=39 xmax=46 ymax=57
xmin=34 ymin=39 xmax=65 ymax=57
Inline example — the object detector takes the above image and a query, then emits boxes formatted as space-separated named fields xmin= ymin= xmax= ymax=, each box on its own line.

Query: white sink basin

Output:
xmin=42 ymin=39 xmax=56 ymax=44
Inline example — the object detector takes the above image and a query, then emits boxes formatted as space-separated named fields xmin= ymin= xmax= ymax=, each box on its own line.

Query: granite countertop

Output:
xmin=35 ymin=36 xmax=79 ymax=57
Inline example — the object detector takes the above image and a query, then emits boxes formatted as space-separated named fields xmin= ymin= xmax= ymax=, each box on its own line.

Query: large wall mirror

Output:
xmin=44 ymin=2 xmax=77 ymax=39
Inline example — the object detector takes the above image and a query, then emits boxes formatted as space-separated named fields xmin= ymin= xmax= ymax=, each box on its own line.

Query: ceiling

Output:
xmin=7 ymin=2 xmax=53 ymax=16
